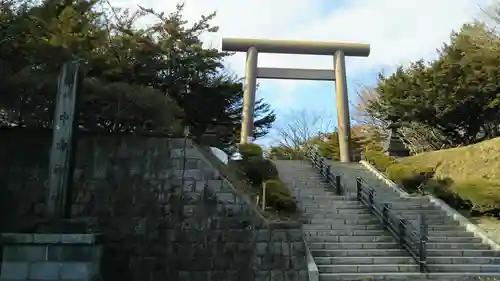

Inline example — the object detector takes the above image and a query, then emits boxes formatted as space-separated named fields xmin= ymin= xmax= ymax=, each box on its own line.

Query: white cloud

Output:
xmin=110 ymin=0 xmax=492 ymax=106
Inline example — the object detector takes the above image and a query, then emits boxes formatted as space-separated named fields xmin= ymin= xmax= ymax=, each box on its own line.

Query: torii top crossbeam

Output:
xmin=221 ymin=38 xmax=370 ymax=57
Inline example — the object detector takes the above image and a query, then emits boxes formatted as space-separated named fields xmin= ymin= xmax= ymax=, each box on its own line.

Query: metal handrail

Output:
xmin=356 ymin=178 xmax=428 ymax=272
xmin=305 ymin=145 xmax=428 ymax=273
xmin=306 ymin=146 xmax=343 ymax=195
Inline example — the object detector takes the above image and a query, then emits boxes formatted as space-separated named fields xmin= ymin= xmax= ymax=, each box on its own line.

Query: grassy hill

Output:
xmin=386 ymin=137 xmax=500 ymax=216
xmin=398 ymin=137 xmax=500 ymax=183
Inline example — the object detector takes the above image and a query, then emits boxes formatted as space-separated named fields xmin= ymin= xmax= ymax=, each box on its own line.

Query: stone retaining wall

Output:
xmin=0 ymin=129 xmax=308 ymax=281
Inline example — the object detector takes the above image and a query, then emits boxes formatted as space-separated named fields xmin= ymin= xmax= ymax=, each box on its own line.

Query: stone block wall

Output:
xmin=165 ymin=139 xmax=308 ymax=280
xmin=0 ymin=233 xmax=102 ymax=280
xmin=0 ymin=129 xmax=308 ymax=281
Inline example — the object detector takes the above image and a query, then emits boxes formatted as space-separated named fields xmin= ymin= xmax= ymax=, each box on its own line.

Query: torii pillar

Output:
xmin=222 ymin=38 xmax=370 ymax=162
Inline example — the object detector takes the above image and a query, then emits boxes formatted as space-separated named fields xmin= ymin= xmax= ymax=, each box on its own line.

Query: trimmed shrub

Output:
xmin=363 ymin=149 xmax=394 ymax=171
xmin=264 ymin=179 xmax=296 ymax=213
xmin=241 ymin=156 xmax=279 ymax=185
xmin=264 ymin=179 xmax=292 ymax=196
xmin=239 ymin=143 xmax=263 ymax=160
xmin=233 ymin=143 xmax=297 ymax=215
xmin=422 ymin=178 xmax=473 ymax=212
xmin=386 ymin=163 xmax=434 ymax=193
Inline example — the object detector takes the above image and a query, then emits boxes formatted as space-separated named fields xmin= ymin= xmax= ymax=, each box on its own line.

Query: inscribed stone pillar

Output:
xmin=46 ymin=61 xmax=82 ymax=219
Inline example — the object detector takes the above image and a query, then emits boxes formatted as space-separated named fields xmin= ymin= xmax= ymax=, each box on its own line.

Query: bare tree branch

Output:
xmin=272 ymin=109 xmax=335 ymax=150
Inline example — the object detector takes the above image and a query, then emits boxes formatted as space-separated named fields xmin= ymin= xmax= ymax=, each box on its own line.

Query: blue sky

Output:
xmin=113 ymin=0 xmax=492 ymax=146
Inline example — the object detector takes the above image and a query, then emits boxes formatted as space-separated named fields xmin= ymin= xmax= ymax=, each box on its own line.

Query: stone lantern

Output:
xmin=383 ymin=117 xmax=410 ymax=157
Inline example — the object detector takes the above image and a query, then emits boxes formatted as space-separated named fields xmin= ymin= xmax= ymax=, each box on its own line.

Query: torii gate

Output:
xmin=221 ymin=38 xmax=370 ymax=162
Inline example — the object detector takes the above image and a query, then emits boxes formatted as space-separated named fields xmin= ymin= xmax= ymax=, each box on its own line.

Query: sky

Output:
xmin=111 ymin=0 xmax=492 ymax=146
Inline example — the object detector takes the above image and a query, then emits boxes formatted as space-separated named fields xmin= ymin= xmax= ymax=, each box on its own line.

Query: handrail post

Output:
xmin=382 ymin=203 xmax=389 ymax=226
xmin=356 ymin=177 xmax=361 ymax=201
xmin=335 ymin=175 xmax=341 ymax=195
xmin=398 ymin=219 xmax=406 ymax=247
xmin=261 ymin=182 xmax=267 ymax=211
xmin=368 ymin=189 xmax=374 ymax=210
xmin=418 ymin=214 xmax=428 ymax=273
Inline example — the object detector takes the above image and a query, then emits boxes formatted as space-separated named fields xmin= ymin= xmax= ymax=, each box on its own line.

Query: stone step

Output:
xmin=395 ymin=207 xmax=442 ymax=212
xmin=389 ymin=202 xmax=438 ymax=210
xmin=306 ymin=208 xmax=370 ymax=215
xmin=304 ymin=231 xmax=395 ymax=242
xmin=301 ymin=202 xmax=363 ymax=208
xmin=426 ymin=231 xmax=474 ymax=237
xmin=305 ymin=213 xmax=446 ymax=221
xmin=424 ymin=220 xmax=461 ymax=226
xmin=306 ymin=235 xmax=397 ymax=243
xmin=302 ymin=222 xmax=383 ymax=230
xmin=293 ymin=189 xmax=334 ymax=194
xmin=302 ymin=206 xmax=366 ymax=212
xmin=407 ymin=218 xmax=458 ymax=224
xmin=295 ymin=194 xmax=334 ymax=199
xmin=395 ymin=211 xmax=446 ymax=218
xmin=317 ymin=264 xmax=420 ymax=273
xmin=391 ymin=197 xmax=431 ymax=202
xmin=398 ymin=214 xmax=447 ymax=221
xmin=428 ymin=264 xmax=500 ymax=272
xmin=314 ymin=256 xmax=415 ymax=265
xmin=295 ymin=194 xmax=349 ymax=200
xmin=303 ymin=214 xmax=455 ymax=225
xmin=302 ymin=229 xmax=387 ymax=236
xmin=428 ymin=256 xmax=500 ymax=264
xmin=305 ymin=227 xmax=472 ymax=238
xmin=318 ymin=272 xmax=500 ymax=281
xmin=307 ymin=242 xmax=400 ymax=250
xmin=371 ymin=193 xmax=419 ymax=198
xmin=302 ymin=213 xmax=459 ymax=223
xmin=302 ymin=199 xmax=361 ymax=204
xmin=302 ymin=214 xmax=375 ymax=221
xmin=427 ymin=225 xmax=465 ymax=231
xmin=370 ymin=191 xmax=401 ymax=196
xmin=302 ymin=218 xmax=380 ymax=225
xmin=302 ymin=211 xmax=366 ymax=219
xmin=396 ymin=212 xmax=448 ymax=218
xmin=401 ymin=218 xmax=456 ymax=225
xmin=382 ymin=199 xmax=432 ymax=204
xmin=427 ymin=237 xmax=482 ymax=243
xmin=426 ymin=249 xmax=500 ymax=257
xmin=310 ymin=249 xmax=407 ymax=257
xmin=380 ymin=201 xmax=435 ymax=206
xmin=427 ymin=243 xmax=491 ymax=250
xmin=303 ymin=206 xmax=446 ymax=216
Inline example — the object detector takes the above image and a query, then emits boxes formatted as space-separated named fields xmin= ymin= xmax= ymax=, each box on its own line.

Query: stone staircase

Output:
xmin=329 ymin=161 xmax=500 ymax=279
xmin=275 ymin=160 xmax=421 ymax=281
xmin=275 ymin=160 xmax=500 ymax=281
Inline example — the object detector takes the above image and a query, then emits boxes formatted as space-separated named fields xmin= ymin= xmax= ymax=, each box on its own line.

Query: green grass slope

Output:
xmin=399 ymin=137 xmax=500 ymax=183
xmin=395 ymin=137 xmax=500 ymax=215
